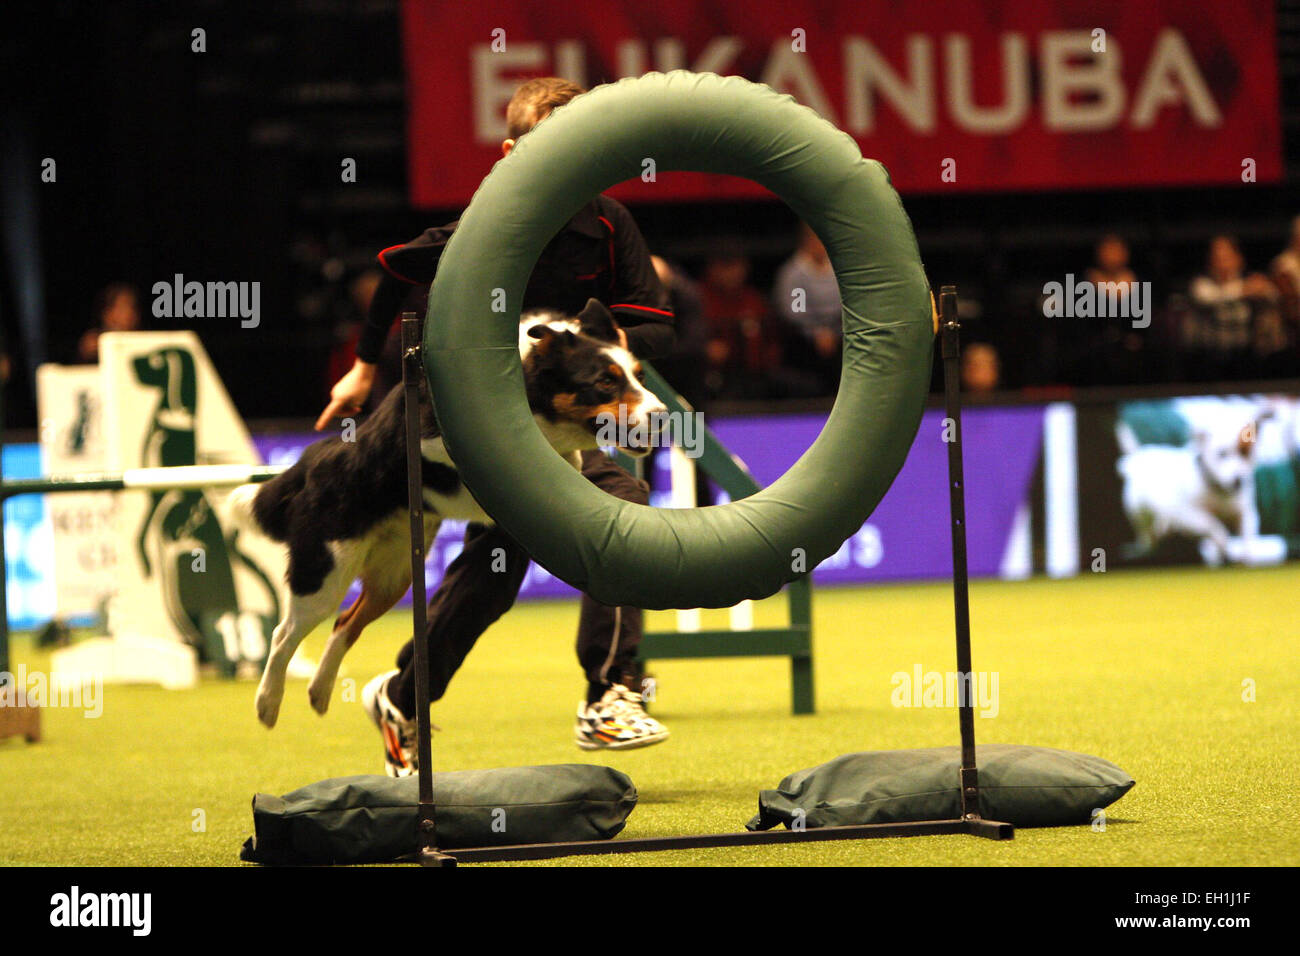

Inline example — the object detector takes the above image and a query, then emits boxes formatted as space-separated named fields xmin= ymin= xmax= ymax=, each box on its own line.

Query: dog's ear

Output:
xmin=577 ymin=298 xmax=619 ymax=344
xmin=527 ymin=323 xmax=575 ymax=353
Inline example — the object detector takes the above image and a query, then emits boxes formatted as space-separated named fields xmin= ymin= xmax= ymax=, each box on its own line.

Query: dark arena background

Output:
xmin=0 ymin=0 xmax=1295 ymax=924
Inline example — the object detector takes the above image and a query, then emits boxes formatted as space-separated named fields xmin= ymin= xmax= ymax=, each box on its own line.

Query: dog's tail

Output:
xmin=1113 ymin=421 xmax=1142 ymax=479
xmin=226 ymin=482 xmax=263 ymax=532
xmin=229 ymin=464 xmax=304 ymax=543
xmin=1114 ymin=421 xmax=1141 ymax=457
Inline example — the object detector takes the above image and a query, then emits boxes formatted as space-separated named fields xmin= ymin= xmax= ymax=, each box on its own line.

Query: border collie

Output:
xmin=231 ymin=299 xmax=666 ymax=727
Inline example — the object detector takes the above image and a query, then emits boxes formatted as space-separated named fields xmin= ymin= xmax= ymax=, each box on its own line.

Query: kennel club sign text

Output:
xmin=401 ymin=0 xmax=1281 ymax=204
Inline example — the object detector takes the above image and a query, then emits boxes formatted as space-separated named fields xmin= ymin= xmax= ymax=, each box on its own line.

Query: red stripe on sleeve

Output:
xmin=377 ymin=245 xmax=421 ymax=285
xmin=611 ymin=303 xmax=675 ymax=317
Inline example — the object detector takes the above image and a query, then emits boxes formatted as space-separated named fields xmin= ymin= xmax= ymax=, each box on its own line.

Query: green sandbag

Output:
xmin=747 ymin=745 xmax=1135 ymax=831
xmin=240 ymin=764 xmax=637 ymax=865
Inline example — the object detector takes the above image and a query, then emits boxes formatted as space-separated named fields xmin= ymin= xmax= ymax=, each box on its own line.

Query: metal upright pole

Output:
xmin=401 ymin=312 xmax=455 ymax=867
xmin=939 ymin=286 xmax=983 ymax=822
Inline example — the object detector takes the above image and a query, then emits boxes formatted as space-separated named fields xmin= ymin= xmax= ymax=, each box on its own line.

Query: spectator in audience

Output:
xmin=961 ymin=342 xmax=1001 ymax=395
xmin=1184 ymin=235 xmax=1278 ymax=380
xmin=1085 ymin=232 xmax=1150 ymax=385
xmin=773 ymin=222 xmax=841 ymax=393
xmin=1270 ymin=215 xmax=1300 ymax=328
xmin=78 ymin=283 xmax=141 ymax=363
xmin=1086 ymin=233 xmax=1138 ymax=291
xmin=698 ymin=242 xmax=784 ymax=400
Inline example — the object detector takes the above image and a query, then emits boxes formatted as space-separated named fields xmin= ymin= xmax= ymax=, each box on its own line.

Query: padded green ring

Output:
xmin=425 ymin=71 xmax=933 ymax=610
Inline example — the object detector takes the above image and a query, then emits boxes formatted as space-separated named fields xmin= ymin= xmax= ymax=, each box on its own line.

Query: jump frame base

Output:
xmin=406 ymin=817 xmax=1014 ymax=866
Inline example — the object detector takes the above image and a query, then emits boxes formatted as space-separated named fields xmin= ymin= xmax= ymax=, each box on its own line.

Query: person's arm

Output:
xmin=603 ymin=203 xmax=675 ymax=358
xmin=1243 ymin=272 xmax=1278 ymax=301
xmin=315 ymin=224 xmax=455 ymax=430
xmin=354 ymin=274 xmax=409 ymax=364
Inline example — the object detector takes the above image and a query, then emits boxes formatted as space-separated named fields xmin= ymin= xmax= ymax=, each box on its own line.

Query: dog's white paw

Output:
xmin=256 ymin=689 xmax=282 ymax=728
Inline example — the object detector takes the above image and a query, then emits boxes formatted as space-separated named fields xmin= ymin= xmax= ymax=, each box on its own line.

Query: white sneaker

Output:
xmin=361 ymin=670 xmax=418 ymax=777
xmin=575 ymin=684 xmax=669 ymax=750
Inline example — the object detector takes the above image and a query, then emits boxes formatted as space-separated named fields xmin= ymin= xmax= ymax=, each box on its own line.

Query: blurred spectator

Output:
xmin=1184 ymin=235 xmax=1278 ymax=380
xmin=1270 ymin=215 xmax=1300 ymax=328
xmin=1086 ymin=233 xmax=1137 ymax=290
xmin=647 ymin=255 xmax=708 ymax=412
xmin=77 ymin=283 xmax=141 ymax=363
xmin=1086 ymin=232 xmax=1150 ymax=385
xmin=698 ymin=242 xmax=784 ymax=400
xmin=961 ymin=342 xmax=1001 ymax=394
xmin=773 ymin=222 xmax=841 ymax=393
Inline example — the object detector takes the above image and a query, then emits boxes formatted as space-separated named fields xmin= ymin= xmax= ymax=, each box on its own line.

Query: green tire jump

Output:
xmin=424 ymin=71 xmax=934 ymax=610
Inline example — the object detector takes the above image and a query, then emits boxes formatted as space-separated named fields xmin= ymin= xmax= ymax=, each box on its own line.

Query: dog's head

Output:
xmin=521 ymin=299 xmax=667 ymax=456
xmin=1193 ymin=417 xmax=1261 ymax=495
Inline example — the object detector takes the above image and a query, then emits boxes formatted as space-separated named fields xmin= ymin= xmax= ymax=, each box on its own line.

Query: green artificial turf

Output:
xmin=1 ymin=565 xmax=1296 ymax=866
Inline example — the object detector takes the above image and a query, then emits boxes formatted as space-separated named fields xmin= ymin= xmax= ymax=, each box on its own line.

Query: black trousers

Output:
xmin=388 ymin=450 xmax=649 ymax=715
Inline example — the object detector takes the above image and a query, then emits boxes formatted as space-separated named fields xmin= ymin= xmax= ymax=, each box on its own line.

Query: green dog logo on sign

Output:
xmin=132 ymin=347 xmax=279 ymax=676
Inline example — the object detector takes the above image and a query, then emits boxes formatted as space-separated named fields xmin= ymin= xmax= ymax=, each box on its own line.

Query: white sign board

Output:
xmin=97 ymin=332 xmax=286 ymax=673
xmin=35 ymin=364 xmax=118 ymax=620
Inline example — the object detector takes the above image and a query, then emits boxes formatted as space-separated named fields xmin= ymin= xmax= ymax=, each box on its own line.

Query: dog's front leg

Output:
xmin=256 ymin=613 xmax=309 ymax=728
xmin=1233 ymin=487 xmax=1260 ymax=564
xmin=1179 ymin=509 xmax=1233 ymax=567
xmin=256 ymin=578 xmax=353 ymax=727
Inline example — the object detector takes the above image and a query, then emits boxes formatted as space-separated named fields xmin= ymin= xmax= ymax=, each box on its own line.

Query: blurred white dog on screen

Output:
xmin=1115 ymin=411 xmax=1265 ymax=566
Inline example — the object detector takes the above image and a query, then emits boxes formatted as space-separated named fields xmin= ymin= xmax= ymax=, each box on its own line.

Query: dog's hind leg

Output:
xmin=307 ymin=517 xmax=439 ymax=715
xmin=308 ymin=580 xmax=409 ymax=715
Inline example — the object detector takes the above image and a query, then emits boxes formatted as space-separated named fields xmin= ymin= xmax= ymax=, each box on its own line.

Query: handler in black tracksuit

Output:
xmin=325 ymin=196 xmax=674 ymax=716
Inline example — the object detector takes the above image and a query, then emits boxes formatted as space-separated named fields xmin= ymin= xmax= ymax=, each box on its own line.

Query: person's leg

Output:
xmin=387 ymin=522 xmax=529 ymax=715
xmin=575 ymin=450 xmax=649 ymax=701
xmin=364 ymin=522 xmax=530 ymax=776
xmin=571 ymin=450 xmax=667 ymax=749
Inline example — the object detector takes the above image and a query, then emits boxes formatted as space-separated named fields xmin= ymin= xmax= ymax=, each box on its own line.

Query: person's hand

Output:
xmin=616 ymin=324 xmax=629 ymax=352
xmin=315 ymin=360 xmax=376 ymax=431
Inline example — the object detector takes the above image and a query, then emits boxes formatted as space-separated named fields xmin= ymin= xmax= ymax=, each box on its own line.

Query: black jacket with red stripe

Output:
xmin=358 ymin=195 xmax=674 ymax=363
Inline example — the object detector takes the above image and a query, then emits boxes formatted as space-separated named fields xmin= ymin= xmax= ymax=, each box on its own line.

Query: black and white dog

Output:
xmin=231 ymin=299 xmax=665 ymax=727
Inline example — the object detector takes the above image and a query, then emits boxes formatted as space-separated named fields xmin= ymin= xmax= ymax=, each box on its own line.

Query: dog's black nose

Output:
xmin=1231 ymin=477 xmax=1243 ymax=492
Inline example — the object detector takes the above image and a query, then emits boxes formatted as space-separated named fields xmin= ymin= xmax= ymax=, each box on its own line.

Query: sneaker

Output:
xmin=362 ymin=670 xmax=418 ymax=777
xmin=575 ymin=684 xmax=669 ymax=750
